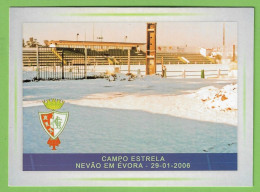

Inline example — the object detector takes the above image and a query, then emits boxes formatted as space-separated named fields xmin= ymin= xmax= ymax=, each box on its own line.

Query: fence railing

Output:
xmin=119 ymin=68 xmax=229 ymax=78
xmin=30 ymin=47 xmax=229 ymax=80
xmin=37 ymin=47 xmax=87 ymax=80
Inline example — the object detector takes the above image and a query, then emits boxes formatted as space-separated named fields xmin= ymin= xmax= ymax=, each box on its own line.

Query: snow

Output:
xmin=190 ymin=84 xmax=237 ymax=111
xmin=108 ymin=73 xmax=130 ymax=81
xmin=23 ymin=77 xmax=237 ymax=153
xmin=86 ymin=72 xmax=103 ymax=77
xmin=23 ymin=63 xmax=232 ymax=81
xmin=23 ymin=71 xmax=37 ymax=81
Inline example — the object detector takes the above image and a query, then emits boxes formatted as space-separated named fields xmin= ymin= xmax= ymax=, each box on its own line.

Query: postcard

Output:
xmin=9 ymin=7 xmax=253 ymax=186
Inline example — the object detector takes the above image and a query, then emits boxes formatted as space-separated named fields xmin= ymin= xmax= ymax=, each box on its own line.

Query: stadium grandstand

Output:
xmin=23 ymin=40 xmax=216 ymax=67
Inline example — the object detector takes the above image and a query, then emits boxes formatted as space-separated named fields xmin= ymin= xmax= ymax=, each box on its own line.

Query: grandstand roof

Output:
xmin=46 ymin=40 xmax=145 ymax=49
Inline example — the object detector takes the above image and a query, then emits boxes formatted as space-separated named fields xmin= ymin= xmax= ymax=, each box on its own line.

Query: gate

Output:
xmin=38 ymin=47 xmax=86 ymax=80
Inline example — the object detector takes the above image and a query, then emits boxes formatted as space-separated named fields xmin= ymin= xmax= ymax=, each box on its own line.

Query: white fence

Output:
xmin=23 ymin=64 xmax=232 ymax=81
xmin=87 ymin=64 xmax=230 ymax=79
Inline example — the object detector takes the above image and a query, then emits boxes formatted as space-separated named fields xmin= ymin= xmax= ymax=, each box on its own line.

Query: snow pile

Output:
xmin=194 ymin=84 xmax=237 ymax=111
xmin=105 ymin=66 xmax=115 ymax=74
xmin=107 ymin=73 xmax=163 ymax=81
xmin=107 ymin=73 xmax=136 ymax=81
xmin=23 ymin=71 xmax=37 ymax=81
xmin=87 ymin=72 xmax=107 ymax=79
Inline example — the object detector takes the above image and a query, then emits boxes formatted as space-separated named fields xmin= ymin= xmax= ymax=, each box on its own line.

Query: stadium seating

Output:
xmin=156 ymin=52 xmax=185 ymax=64
xmin=179 ymin=53 xmax=215 ymax=64
xmin=23 ymin=47 xmax=215 ymax=67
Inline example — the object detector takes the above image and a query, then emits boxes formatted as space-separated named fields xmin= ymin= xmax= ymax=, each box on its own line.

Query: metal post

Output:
xmin=62 ymin=50 xmax=64 ymax=79
xmin=161 ymin=56 xmax=164 ymax=72
xmin=36 ymin=45 xmax=39 ymax=80
xmin=85 ymin=47 xmax=87 ymax=78
xmin=128 ymin=49 xmax=130 ymax=74
xmin=201 ymin=69 xmax=205 ymax=79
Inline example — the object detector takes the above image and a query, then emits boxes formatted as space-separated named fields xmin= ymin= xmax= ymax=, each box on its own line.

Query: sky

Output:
xmin=23 ymin=22 xmax=237 ymax=49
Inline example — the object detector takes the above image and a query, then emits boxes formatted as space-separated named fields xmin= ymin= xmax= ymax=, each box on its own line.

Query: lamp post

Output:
xmin=76 ymin=33 xmax=79 ymax=41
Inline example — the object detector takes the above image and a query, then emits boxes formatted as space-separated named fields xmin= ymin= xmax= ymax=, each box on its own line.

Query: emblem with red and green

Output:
xmin=39 ymin=99 xmax=69 ymax=150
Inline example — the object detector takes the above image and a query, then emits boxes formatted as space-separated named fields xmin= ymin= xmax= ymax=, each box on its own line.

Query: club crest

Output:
xmin=39 ymin=99 xmax=69 ymax=150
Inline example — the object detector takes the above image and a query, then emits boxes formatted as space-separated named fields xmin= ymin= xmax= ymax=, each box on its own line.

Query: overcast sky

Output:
xmin=23 ymin=22 xmax=237 ymax=49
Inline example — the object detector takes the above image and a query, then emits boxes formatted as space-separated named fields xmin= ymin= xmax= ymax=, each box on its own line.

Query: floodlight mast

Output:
xmin=146 ymin=23 xmax=157 ymax=75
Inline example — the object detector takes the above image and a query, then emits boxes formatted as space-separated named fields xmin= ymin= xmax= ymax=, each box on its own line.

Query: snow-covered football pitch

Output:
xmin=23 ymin=73 xmax=237 ymax=154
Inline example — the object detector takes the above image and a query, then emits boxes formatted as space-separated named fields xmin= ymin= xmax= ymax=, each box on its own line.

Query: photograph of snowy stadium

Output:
xmin=22 ymin=21 xmax=237 ymax=169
